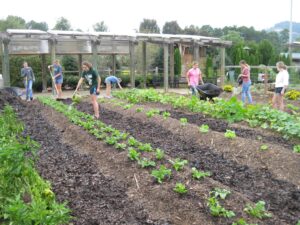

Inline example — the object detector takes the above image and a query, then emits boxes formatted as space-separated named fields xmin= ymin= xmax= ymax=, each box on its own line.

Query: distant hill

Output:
xmin=267 ymin=21 xmax=300 ymax=41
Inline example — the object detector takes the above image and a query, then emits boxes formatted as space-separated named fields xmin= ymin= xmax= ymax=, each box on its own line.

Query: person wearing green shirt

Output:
xmin=74 ymin=61 xmax=101 ymax=119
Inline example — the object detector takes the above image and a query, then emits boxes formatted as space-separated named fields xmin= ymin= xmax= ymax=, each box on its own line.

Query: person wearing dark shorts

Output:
xmin=74 ymin=61 xmax=101 ymax=119
xmin=272 ymin=61 xmax=289 ymax=111
xmin=48 ymin=59 xmax=63 ymax=98
xmin=104 ymin=75 xmax=122 ymax=98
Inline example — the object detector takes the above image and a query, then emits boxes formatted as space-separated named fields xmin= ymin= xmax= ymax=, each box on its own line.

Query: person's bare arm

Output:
xmin=97 ymin=76 xmax=101 ymax=93
xmin=117 ymin=82 xmax=123 ymax=89
xmin=75 ymin=78 xmax=84 ymax=92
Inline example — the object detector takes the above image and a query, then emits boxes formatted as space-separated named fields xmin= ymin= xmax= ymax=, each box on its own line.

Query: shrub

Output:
xmin=223 ymin=85 xmax=233 ymax=92
xmin=285 ymin=90 xmax=300 ymax=100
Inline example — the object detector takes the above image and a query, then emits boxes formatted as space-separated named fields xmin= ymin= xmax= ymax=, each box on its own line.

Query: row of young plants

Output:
xmin=113 ymin=89 xmax=300 ymax=140
xmin=102 ymin=98 xmax=300 ymax=153
xmin=39 ymin=97 xmax=275 ymax=224
xmin=0 ymin=105 xmax=71 ymax=225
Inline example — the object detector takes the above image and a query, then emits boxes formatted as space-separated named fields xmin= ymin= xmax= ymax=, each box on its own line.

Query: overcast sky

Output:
xmin=1 ymin=0 xmax=299 ymax=33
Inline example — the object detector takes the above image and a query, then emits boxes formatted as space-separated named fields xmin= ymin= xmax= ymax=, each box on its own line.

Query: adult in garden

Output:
xmin=48 ymin=59 xmax=63 ymax=99
xmin=104 ymin=75 xmax=122 ymax=98
xmin=74 ymin=61 xmax=101 ymax=119
xmin=238 ymin=60 xmax=252 ymax=104
xmin=186 ymin=62 xmax=204 ymax=95
xmin=21 ymin=61 xmax=35 ymax=101
xmin=272 ymin=61 xmax=289 ymax=111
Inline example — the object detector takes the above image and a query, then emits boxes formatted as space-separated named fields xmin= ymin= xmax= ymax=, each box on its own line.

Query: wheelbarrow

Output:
xmin=196 ymin=83 xmax=223 ymax=101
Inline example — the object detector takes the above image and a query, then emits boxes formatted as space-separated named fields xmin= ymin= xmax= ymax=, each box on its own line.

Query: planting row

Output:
xmin=0 ymin=105 xmax=71 ymax=225
xmin=39 ymin=97 xmax=279 ymax=225
xmin=113 ymin=89 xmax=300 ymax=140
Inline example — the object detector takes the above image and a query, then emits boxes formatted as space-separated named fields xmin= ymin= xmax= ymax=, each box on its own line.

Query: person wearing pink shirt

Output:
xmin=238 ymin=60 xmax=253 ymax=104
xmin=186 ymin=62 xmax=204 ymax=95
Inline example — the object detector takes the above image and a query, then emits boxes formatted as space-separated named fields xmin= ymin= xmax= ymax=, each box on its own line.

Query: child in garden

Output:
xmin=104 ymin=75 xmax=122 ymax=98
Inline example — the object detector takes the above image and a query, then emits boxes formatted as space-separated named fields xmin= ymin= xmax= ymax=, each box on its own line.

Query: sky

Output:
xmin=1 ymin=0 xmax=300 ymax=33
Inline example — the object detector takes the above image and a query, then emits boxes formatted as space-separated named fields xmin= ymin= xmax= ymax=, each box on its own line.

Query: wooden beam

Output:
xmin=41 ymin=54 xmax=47 ymax=92
xmin=129 ymin=41 xmax=136 ymax=88
xmin=49 ymin=38 xmax=57 ymax=95
xmin=169 ymin=43 xmax=175 ymax=88
xmin=2 ymin=38 xmax=10 ymax=87
xmin=163 ymin=42 xmax=169 ymax=92
xmin=220 ymin=47 xmax=226 ymax=87
xmin=142 ymin=41 xmax=147 ymax=88
xmin=112 ymin=54 xmax=116 ymax=75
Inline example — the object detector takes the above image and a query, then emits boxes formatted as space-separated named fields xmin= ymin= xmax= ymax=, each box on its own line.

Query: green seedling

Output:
xmin=105 ymin=136 xmax=118 ymax=145
xmin=180 ymin=118 xmax=188 ymax=126
xmin=210 ymin=188 xmax=231 ymax=200
xmin=162 ymin=111 xmax=171 ymax=119
xmin=138 ymin=158 xmax=156 ymax=168
xmin=199 ymin=124 xmax=209 ymax=133
xmin=296 ymin=220 xmax=300 ymax=225
xmin=224 ymin=129 xmax=236 ymax=139
xmin=115 ymin=143 xmax=127 ymax=151
xmin=95 ymin=133 xmax=107 ymax=140
xmin=170 ymin=158 xmax=188 ymax=171
xmin=151 ymin=165 xmax=172 ymax=183
xmin=128 ymin=148 xmax=140 ymax=161
xmin=260 ymin=145 xmax=268 ymax=151
xmin=138 ymin=143 xmax=153 ymax=152
xmin=244 ymin=201 xmax=272 ymax=219
xmin=136 ymin=107 xmax=144 ymax=113
xmin=191 ymin=167 xmax=211 ymax=180
xmin=293 ymin=145 xmax=300 ymax=153
xmin=146 ymin=109 xmax=160 ymax=118
xmin=123 ymin=104 xmax=133 ymax=110
xmin=155 ymin=148 xmax=165 ymax=160
xmin=207 ymin=196 xmax=235 ymax=218
xmin=232 ymin=218 xmax=257 ymax=225
xmin=173 ymin=183 xmax=188 ymax=194
xmin=128 ymin=137 xmax=140 ymax=147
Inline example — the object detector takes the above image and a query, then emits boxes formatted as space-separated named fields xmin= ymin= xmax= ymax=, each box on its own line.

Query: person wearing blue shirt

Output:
xmin=48 ymin=59 xmax=63 ymax=98
xmin=21 ymin=61 xmax=35 ymax=101
xmin=104 ymin=75 xmax=122 ymax=98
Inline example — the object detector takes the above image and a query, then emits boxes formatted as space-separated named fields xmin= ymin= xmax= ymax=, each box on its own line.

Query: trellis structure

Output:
xmin=0 ymin=29 xmax=231 ymax=91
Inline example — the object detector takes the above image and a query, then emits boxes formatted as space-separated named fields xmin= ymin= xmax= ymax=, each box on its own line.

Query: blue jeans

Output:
xmin=24 ymin=79 xmax=33 ymax=100
xmin=190 ymin=85 xmax=197 ymax=96
xmin=241 ymin=81 xmax=252 ymax=103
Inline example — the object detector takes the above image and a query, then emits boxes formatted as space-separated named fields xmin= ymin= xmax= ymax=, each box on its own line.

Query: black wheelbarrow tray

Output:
xmin=196 ymin=83 xmax=223 ymax=101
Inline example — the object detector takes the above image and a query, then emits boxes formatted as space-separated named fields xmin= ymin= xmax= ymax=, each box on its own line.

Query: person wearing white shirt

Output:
xmin=272 ymin=61 xmax=289 ymax=111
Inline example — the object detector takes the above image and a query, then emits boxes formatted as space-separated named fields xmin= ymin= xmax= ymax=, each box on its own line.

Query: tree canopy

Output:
xmin=53 ymin=17 xmax=72 ymax=31
xmin=93 ymin=21 xmax=108 ymax=32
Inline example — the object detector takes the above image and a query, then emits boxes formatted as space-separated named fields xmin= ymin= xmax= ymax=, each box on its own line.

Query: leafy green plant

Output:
xmin=224 ymin=130 xmax=236 ymax=139
xmin=223 ymin=85 xmax=233 ymax=92
xmin=162 ymin=111 xmax=171 ymax=119
xmin=296 ymin=220 xmax=300 ymax=225
xmin=155 ymin=148 xmax=165 ymax=160
xmin=285 ymin=90 xmax=300 ymax=100
xmin=136 ymin=107 xmax=144 ymax=113
xmin=191 ymin=167 xmax=211 ymax=180
xmin=128 ymin=148 xmax=140 ymax=161
xmin=128 ymin=137 xmax=140 ymax=147
xmin=170 ymin=158 xmax=188 ymax=171
xmin=244 ymin=201 xmax=272 ymax=219
xmin=293 ymin=145 xmax=300 ymax=153
xmin=123 ymin=104 xmax=134 ymax=110
xmin=207 ymin=196 xmax=235 ymax=218
xmin=105 ymin=136 xmax=118 ymax=145
xmin=260 ymin=145 xmax=269 ymax=151
xmin=180 ymin=118 xmax=188 ymax=126
xmin=138 ymin=143 xmax=153 ymax=152
xmin=173 ymin=183 xmax=188 ymax=194
xmin=115 ymin=143 xmax=127 ymax=151
xmin=146 ymin=109 xmax=160 ymax=118
xmin=138 ymin=158 xmax=156 ymax=168
xmin=151 ymin=165 xmax=172 ymax=183
xmin=232 ymin=218 xmax=257 ymax=225
xmin=210 ymin=188 xmax=231 ymax=200
xmin=199 ymin=124 xmax=209 ymax=133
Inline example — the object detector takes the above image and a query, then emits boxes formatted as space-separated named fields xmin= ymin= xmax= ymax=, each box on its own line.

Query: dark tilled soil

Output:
xmin=2 ymin=97 xmax=168 ymax=225
xmin=75 ymin=101 xmax=300 ymax=224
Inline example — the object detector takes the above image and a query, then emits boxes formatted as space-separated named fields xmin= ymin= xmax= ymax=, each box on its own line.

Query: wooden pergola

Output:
xmin=0 ymin=29 xmax=231 ymax=91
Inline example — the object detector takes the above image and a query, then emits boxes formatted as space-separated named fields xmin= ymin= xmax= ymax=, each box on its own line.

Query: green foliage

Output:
xmin=207 ymin=194 xmax=235 ymax=218
xmin=136 ymin=107 xmax=144 ymax=113
xmin=162 ymin=21 xmax=182 ymax=34
xmin=115 ymin=143 xmax=127 ymax=151
xmin=53 ymin=17 xmax=71 ymax=30
xmin=260 ymin=145 xmax=269 ymax=151
xmin=146 ymin=109 xmax=160 ymax=118
xmin=224 ymin=130 xmax=236 ymax=139
xmin=61 ymin=55 xmax=78 ymax=75
xmin=191 ymin=167 xmax=211 ymax=180
xmin=174 ymin=48 xmax=182 ymax=76
xmin=210 ymin=188 xmax=231 ymax=200
xmin=244 ymin=201 xmax=272 ymax=219
xmin=138 ymin=158 xmax=156 ymax=168
xmin=93 ymin=21 xmax=108 ymax=32
xmin=139 ymin=19 xmax=160 ymax=33
xmin=26 ymin=20 xmax=48 ymax=31
xmin=293 ymin=145 xmax=300 ymax=153
xmin=105 ymin=136 xmax=118 ymax=145
xmin=0 ymin=15 xmax=26 ymax=31
xmin=128 ymin=137 xmax=140 ymax=147
xmin=179 ymin=118 xmax=188 ymax=126
xmin=232 ymin=218 xmax=257 ymax=225
xmin=128 ymin=148 xmax=140 ymax=161
xmin=162 ymin=111 xmax=171 ymax=119
xmin=173 ymin=183 xmax=188 ymax=194
xmin=223 ymin=85 xmax=233 ymax=92
xmin=72 ymin=94 xmax=82 ymax=104
xmin=296 ymin=220 xmax=300 ymax=225
xmin=170 ymin=158 xmax=188 ymax=171
xmin=285 ymin=90 xmax=300 ymax=100
xmin=199 ymin=124 xmax=209 ymax=133
xmin=151 ymin=165 xmax=172 ymax=183
xmin=123 ymin=104 xmax=134 ymax=110
xmin=155 ymin=148 xmax=165 ymax=160
xmin=258 ymin=40 xmax=274 ymax=65
xmin=138 ymin=143 xmax=153 ymax=152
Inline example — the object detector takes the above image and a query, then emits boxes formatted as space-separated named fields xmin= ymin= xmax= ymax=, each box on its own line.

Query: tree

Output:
xmin=93 ymin=21 xmax=108 ymax=32
xmin=26 ymin=20 xmax=48 ymax=31
xmin=139 ymin=19 xmax=160 ymax=33
xmin=162 ymin=21 xmax=182 ymax=34
xmin=0 ymin=15 xmax=26 ymax=31
xmin=174 ymin=48 xmax=181 ymax=76
xmin=61 ymin=56 xmax=78 ymax=72
xmin=199 ymin=25 xmax=214 ymax=36
xmin=221 ymin=31 xmax=244 ymax=44
xmin=258 ymin=40 xmax=274 ymax=65
xmin=183 ymin=25 xmax=200 ymax=35
xmin=53 ymin=17 xmax=71 ymax=31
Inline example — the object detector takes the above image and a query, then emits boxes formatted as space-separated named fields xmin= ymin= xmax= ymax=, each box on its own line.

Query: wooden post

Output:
xmin=78 ymin=54 xmax=82 ymax=76
xmin=129 ymin=41 xmax=136 ymax=88
xmin=142 ymin=41 xmax=147 ymax=88
xmin=163 ymin=42 xmax=169 ymax=92
xmin=2 ymin=38 xmax=10 ymax=87
xmin=220 ymin=47 xmax=226 ymax=87
xmin=264 ymin=66 xmax=269 ymax=95
xmin=112 ymin=54 xmax=116 ymax=75
xmin=169 ymin=43 xmax=175 ymax=88
xmin=41 ymin=54 xmax=47 ymax=92
xmin=49 ymin=38 xmax=57 ymax=95
xmin=193 ymin=42 xmax=199 ymax=63
xmin=91 ymin=39 xmax=99 ymax=73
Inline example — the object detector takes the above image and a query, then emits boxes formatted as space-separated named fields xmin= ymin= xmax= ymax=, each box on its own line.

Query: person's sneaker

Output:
xmin=26 ymin=99 xmax=30 ymax=102
xmin=105 ymin=95 xmax=112 ymax=99
xmin=30 ymin=97 xmax=33 ymax=101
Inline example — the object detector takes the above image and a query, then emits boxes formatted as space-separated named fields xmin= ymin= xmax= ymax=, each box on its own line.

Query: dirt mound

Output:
xmin=0 ymin=89 xmax=22 ymax=109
